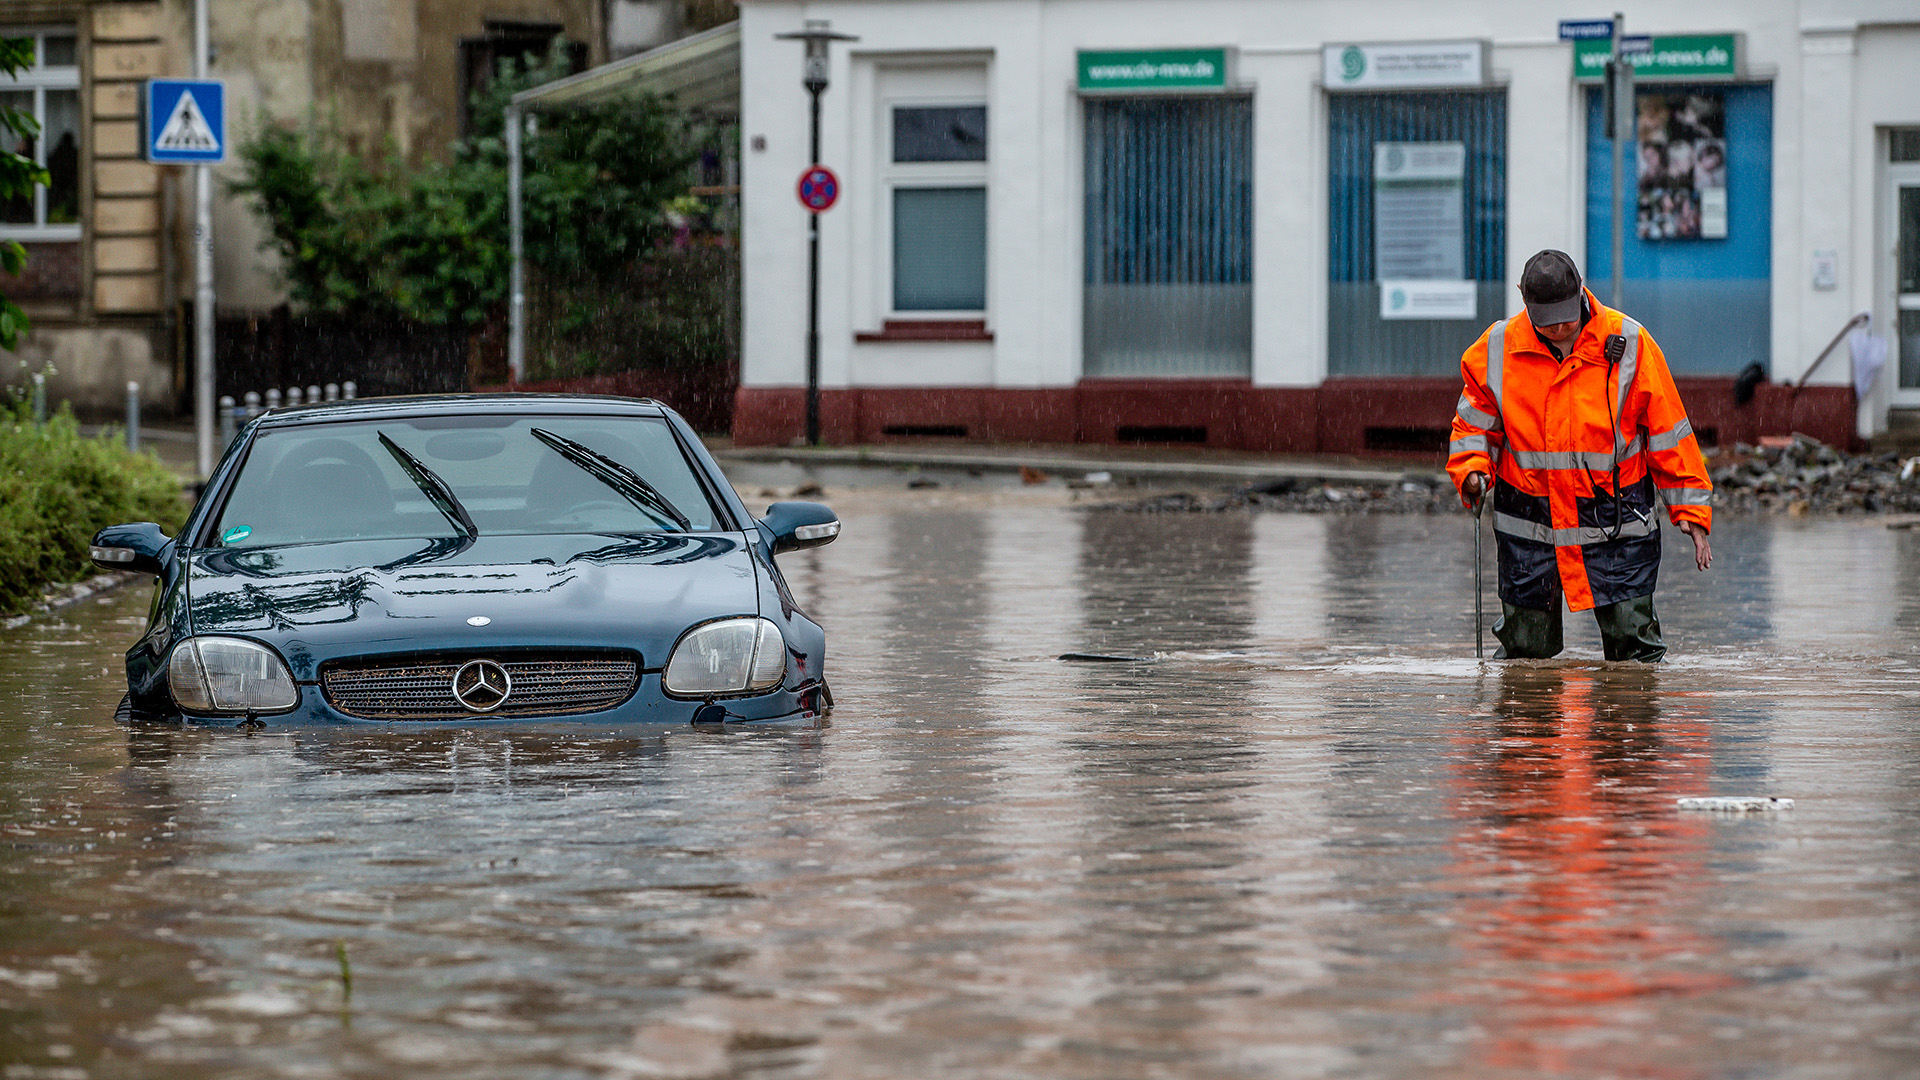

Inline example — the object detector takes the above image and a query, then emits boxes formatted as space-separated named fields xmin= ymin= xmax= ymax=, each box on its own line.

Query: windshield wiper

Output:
xmin=530 ymin=427 xmax=691 ymax=531
xmin=378 ymin=431 xmax=478 ymax=540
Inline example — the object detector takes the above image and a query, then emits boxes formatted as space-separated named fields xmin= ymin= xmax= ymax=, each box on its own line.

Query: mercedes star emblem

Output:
xmin=451 ymin=659 xmax=512 ymax=712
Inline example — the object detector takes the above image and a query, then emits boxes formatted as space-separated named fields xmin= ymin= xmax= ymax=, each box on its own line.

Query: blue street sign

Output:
xmin=1558 ymin=19 xmax=1615 ymax=40
xmin=145 ymin=79 xmax=225 ymax=164
xmin=796 ymin=165 xmax=839 ymax=213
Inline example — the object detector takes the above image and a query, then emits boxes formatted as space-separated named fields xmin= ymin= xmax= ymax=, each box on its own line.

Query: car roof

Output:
xmin=251 ymin=393 xmax=673 ymax=429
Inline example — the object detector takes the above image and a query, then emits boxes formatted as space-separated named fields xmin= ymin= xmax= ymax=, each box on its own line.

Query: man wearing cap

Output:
xmin=1448 ymin=249 xmax=1713 ymax=661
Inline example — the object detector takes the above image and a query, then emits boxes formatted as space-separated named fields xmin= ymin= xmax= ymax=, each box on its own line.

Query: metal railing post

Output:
xmin=127 ymin=381 xmax=142 ymax=452
xmin=342 ymin=381 xmax=356 ymax=400
xmin=218 ymin=395 xmax=235 ymax=447
xmin=30 ymin=372 xmax=45 ymax=426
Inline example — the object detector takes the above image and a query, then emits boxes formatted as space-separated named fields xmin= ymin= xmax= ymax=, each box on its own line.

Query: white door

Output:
xmin=1894 ymin=167 xmax=1920 ymax=406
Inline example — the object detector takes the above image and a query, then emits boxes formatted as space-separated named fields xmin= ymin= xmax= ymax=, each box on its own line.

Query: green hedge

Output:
xmin=0 ymin=408 xmax=188 ymax=615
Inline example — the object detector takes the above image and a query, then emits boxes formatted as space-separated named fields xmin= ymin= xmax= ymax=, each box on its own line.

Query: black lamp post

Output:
xmin=775 ymin=20 xmax=857 ymax=446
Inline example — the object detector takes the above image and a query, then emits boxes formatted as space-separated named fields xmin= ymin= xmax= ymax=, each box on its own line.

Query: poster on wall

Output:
xmin=1374 ymin=141 xmax=1474 ymax=319
xmin=1373 ymin=142 xmax=1465 ymax=278
xmin=1636 ymin=91 xmax=1728 ymax=240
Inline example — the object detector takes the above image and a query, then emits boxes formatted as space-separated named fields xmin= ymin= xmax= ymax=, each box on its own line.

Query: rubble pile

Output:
xmin=1708 ymin=436 xmax=1920 ymax=514
xmin=1097 ymin=436 xmax=1920 ymax=516
xmin=1102 ymin=476 xmax=1458 ymax=515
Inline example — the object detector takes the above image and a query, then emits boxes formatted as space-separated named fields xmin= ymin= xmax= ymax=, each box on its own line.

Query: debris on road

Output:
xmin=1096 ymin=473 xmax=1451 ymax=515
xmin=1709 ymin=434 xmax=1920 ymax=514
xmin=1093 ymin=434 xmax=1920 ymax=516
xmin=1677 ymin=796 xmax=1794 ymax=812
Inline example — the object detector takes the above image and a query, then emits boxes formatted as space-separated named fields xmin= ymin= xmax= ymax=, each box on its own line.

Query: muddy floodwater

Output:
xmin=3 ymin=472 xmax=1918 ymax=1079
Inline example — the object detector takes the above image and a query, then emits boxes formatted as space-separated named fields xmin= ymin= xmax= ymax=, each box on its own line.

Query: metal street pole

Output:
xmin=775 ymin=20 xmax=856 ymax=447
xmin=1609 ymin=11 xmax=1629 ymax=312
xmin=507 ymin=104 xmax=524 ymax=384
xmin=805 ymin=85 xmax=822 ymax=445
xmin=193 ymin=0 xmax=215 ymax=477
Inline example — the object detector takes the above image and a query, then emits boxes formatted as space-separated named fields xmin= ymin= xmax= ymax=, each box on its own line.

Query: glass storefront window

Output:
xmin=1326 ymin=90 xmax=1507 ymax=377
xmin=1083 ymin=96 xmax=1252 ymax=378
xmin=1584 ymin=84 xmax=1772 ymax=377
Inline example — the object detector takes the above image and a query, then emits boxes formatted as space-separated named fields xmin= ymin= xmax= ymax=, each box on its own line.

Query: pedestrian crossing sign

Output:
xmin=145 ymin=79 xmax=225 ymax=164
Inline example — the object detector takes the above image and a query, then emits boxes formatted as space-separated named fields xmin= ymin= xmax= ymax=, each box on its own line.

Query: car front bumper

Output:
xmin=136 ymin=674 xmax=830 ymax=730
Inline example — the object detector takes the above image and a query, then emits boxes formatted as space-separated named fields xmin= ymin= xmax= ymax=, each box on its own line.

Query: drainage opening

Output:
xmin=1364 ymin=426 xmax=1448 ymax=453
xmin=881 ymin=424 xmax=969 ymax=438
xmin=1116 ymin=425 xmax=1206 ymax=444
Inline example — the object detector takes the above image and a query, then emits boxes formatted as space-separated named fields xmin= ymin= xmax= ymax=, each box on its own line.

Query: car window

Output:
xmin=210 ymin=415 xmax=723 ymax=547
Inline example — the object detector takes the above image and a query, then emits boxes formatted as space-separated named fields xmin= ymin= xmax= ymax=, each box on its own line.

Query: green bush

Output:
xmin=231 ymin=48 xmax=702 ymax=331
xmin=0 ymin=407 xmax=187 ymax=615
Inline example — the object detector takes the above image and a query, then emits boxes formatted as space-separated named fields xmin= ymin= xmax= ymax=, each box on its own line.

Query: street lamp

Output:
xmin=775 ymin=20 xmax=856 ymax=446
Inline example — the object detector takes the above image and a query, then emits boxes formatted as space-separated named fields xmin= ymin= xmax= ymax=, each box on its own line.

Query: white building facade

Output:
xmin=735 ymin=0 xmax=1920 ymax=452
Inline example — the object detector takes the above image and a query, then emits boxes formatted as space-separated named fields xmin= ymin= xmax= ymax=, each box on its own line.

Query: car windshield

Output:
xmin=209 ymin=415 xmax=723 ymax=547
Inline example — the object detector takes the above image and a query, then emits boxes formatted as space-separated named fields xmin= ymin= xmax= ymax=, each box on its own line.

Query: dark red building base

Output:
xmin=732 ymin=378 xmax=1860 ymax=455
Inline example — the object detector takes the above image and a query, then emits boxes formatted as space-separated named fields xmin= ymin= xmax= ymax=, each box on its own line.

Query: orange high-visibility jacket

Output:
xmin=1448 ymin=290 xmax=1712 ymax=612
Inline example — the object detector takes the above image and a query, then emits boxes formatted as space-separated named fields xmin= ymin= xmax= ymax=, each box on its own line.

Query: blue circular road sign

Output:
xmin=797 ymin=166 xmax=839 ymax=212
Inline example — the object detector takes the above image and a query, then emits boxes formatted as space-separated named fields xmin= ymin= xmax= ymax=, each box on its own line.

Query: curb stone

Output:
xmin=1 ymin=572 xmax=139 ymax=631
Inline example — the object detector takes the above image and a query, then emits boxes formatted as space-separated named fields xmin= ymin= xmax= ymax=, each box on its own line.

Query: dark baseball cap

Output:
xmin=1519 ymin=249 xmax=1585 ymax=327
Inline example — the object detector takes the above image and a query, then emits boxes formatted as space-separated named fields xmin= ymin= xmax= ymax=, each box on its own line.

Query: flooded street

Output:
xmin=3 ymin=474 xmax=1918 ymax=1078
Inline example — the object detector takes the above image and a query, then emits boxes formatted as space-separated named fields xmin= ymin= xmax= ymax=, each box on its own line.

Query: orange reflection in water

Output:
xmin=1445 ymin=665 xmax=1734 ymax=1074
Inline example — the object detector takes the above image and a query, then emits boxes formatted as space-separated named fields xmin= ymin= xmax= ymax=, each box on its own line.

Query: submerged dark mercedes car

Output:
xmin=90 ymin=395 xmax=838 ymax=728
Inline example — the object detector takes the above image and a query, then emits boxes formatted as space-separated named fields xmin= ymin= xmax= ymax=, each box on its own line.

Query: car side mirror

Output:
xmin=759 ymin=501 xmax=840 ymax=555
xmin=90 ymin=522 xmax=171 ymax=577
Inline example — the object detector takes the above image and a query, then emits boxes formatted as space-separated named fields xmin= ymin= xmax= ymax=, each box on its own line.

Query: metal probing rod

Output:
xmin=1473 ymin=493 xmax=1485 ymax=660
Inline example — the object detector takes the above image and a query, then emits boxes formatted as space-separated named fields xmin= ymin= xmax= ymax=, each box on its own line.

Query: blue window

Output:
xmin=1084 ymin=96 xmax=1252 ymax=377
xmin=1585 ymin=84 xmax=1772 ymax=376
xmin=1327 ymin=90 xmax=1507 ymax=376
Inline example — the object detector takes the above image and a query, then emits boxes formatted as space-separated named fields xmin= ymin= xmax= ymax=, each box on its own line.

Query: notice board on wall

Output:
xmin=1636 ymin=90 xmax=1728 ymax=239
xmin=1373 ymin=141 xmax=1473 ymax=319
xmin=1373 ymin=141 xmax=1465 ymax=278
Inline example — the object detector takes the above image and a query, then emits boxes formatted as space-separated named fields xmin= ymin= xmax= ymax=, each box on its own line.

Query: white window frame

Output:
xmin=1889 ymin=158 xmax=1920 ymax=406
xmin=1 ymin=25 xmax=83 ymax=242
xmin=882 ymin=96 xmax=989 ymax=321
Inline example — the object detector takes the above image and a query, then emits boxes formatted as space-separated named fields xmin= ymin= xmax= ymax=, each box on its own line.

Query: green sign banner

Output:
xmin=1078 ymin=49 xmax=1229 ymax=92
xmin=1574 ymin=34 xmax=1738 ymax=81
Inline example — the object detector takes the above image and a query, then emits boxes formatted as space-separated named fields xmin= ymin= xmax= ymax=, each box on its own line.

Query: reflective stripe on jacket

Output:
xmin=1447 ymin=290 xmax=1712 ymax=612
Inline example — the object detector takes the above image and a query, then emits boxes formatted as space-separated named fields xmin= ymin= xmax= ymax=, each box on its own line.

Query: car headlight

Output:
xmin=168 ymin=637 xmax=300 ymax=714
xmin=663 ymin=618 xmax=786 ymax=697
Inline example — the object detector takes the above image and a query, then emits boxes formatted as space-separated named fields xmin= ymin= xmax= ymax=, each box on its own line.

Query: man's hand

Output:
xmin=1462 ymin=471 xmax=1489 ymax=509
xmin=1678 ymin=520 xmax=1712 ymax=571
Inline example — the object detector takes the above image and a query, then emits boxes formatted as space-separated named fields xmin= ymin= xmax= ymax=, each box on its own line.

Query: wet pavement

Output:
xmin=3 ymin=467 xmax=1918 ymax=1078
